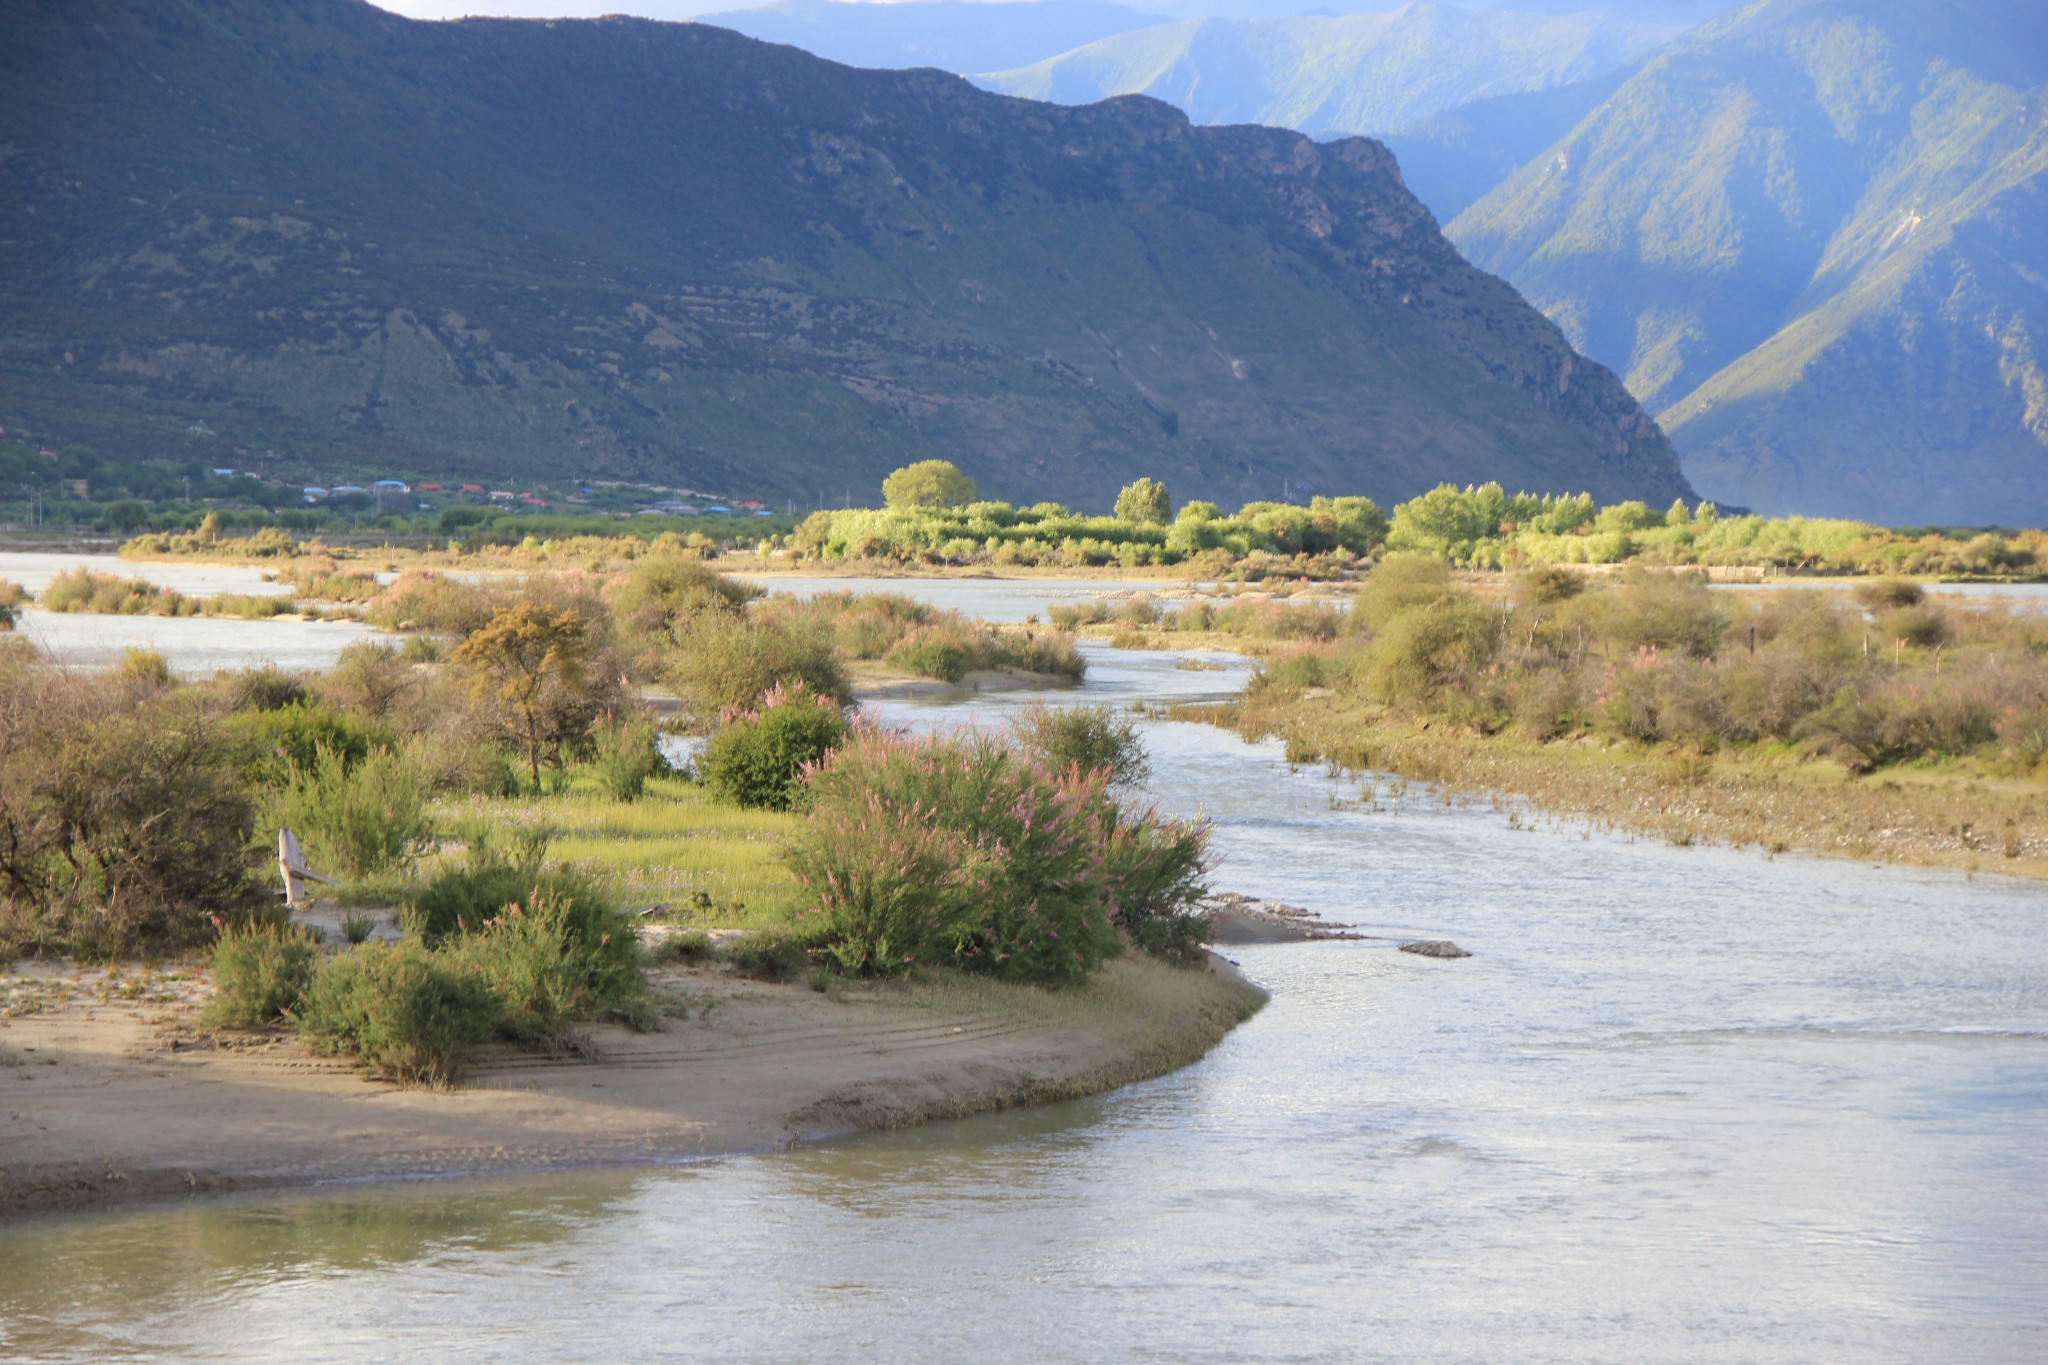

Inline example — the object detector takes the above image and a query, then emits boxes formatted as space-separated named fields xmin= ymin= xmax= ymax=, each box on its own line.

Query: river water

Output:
xmin=1 ymin=583 xmax=2045 ymax=1362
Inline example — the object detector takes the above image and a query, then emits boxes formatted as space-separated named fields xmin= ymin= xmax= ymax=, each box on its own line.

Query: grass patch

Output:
xmin=432 ymin=775 xmax=806 ymax=927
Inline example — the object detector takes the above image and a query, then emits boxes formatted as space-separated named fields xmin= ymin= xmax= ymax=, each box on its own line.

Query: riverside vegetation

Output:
xmin=0 ymin=557 xmax=1211 ymax=1087
xmin=108 ymin=468 xmax=2047 ymax=584
xmin=1138 ymin=557 xmax=2048 ymax=875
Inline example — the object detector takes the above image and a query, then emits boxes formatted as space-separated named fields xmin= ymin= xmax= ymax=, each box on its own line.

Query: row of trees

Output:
xmin=850 ymin=462 xmax=2047 ymax=577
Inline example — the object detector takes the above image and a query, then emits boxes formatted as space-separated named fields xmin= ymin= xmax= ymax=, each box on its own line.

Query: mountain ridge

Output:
xmin=1445 ymin=0 xmax=2048 ymax=523
xmin=0 ymin=0 xmax=1690 ymax=510
xmin=971 ymin=2 xmax=1678 ymax=139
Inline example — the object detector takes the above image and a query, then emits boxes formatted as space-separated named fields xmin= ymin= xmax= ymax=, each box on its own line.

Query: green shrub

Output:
xmin=812 ymin=591 xmax=934 ymax=659
xmin=442 ymin=888 xmax=648 ymax=1048
xmin=1855 ymin=578 xmax=1925 ymax=610
xmin=1515 ymin=565 xmax=1585 ymax=605
xmin=1351 ymin=554 xmax=1456 ymax=632
xmin=296 ymin=941 xmax=503 ymax=1086
xmin=1011 ymin=702 xmax=1149 ymax=786
xmin=1884 ymin=604 xmax=1950 ymax=649
xmin=1098 ymin=806 xmax=1211 ymax=965
xmin=279 ymin=744 xmax=432 ymax=879
xmin=401 ymin=828 xmax=553 ymax=943
xmin=611 ymin=556 xmax=756 ymax=638
xmin=0 ymin=669 xmax=266 ymax=956
xmin=667 ymin=610 xmax=850 ymax=717
xmin=40 ymin=568 xmax=194 ymax=616
xmin=223 ymin=700 xmax=382 ymax=788
xmin=362 ymin=571 xmax=504 ymax=636
xmin=588 ymin=711 xmax=666 ymax=802
xmin=1364 ymin=597 xmax=1501 ymax=705
xmin=788 ymin=730 xmax=1125 ymax=984
xmin=204 ymin=922 xmax=319 ymax=1028
xmin=323 ymin=642 xmax=415 ymax=720
xmin=649 ymin=928 xmax=714 ymax=964
xmin=1569 ymin=569 xmax=1727 ymax=658
xmin=719 ymin=929 xmax=818 ymax=982
xmin=224 ymin=666 xmax=309 ymax=714
xmin=1001 ymin=628 xmax=1087 ymax=681
xmin=884 ymin=620 xmax=984 ymax=682
xmin=115 ymin=647 xmax=174 ymax=693
xmin=700 ymin=682 xmax=849 ymax=809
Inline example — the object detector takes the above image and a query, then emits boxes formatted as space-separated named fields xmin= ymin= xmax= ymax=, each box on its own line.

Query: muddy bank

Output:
xmin=0 ymin=955 xmax=1263 ymax=1216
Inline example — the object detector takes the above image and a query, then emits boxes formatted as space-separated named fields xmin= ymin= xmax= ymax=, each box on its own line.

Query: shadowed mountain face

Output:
xmin=1447 ymin=0 xmax=2048 ymax=525
xmin=0 ymin=0 xmax=1690 ymax=509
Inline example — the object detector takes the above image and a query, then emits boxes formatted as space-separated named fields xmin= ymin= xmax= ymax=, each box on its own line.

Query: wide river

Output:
xmin=1 ymin=572 xmax=2044 ymax=1362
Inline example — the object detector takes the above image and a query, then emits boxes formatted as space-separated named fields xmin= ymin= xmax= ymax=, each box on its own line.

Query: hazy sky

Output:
xmin=368 ymin=1 xmax=1433 ymax=21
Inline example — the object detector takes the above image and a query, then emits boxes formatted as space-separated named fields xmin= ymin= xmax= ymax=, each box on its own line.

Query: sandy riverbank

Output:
xmin=0 ymin=953 xmax=1264 ymax=1216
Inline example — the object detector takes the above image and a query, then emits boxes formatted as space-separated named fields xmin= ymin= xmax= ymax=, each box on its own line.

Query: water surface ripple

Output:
xmin=2 ymin=646 xmax=2043 ymax=1363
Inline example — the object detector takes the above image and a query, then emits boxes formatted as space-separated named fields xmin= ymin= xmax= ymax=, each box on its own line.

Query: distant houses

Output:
xmin=286 ymin=475 xmax=774 ymax=520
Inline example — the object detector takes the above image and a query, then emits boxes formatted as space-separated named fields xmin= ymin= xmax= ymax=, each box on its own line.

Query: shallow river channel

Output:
xmin=1 ymin=576 xmax=2044 ymax=1362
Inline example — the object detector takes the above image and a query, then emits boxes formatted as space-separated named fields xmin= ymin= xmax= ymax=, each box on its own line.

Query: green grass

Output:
xmin=432 ymin=775 xmax=805 ymax=928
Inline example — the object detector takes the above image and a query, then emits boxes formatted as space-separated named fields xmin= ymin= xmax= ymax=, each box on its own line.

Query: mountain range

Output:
xmin=677 ymin=0 xmax=2044 ymax=525
xmin=698 ymin=0 xmax=1165 ymax=76
xmin=1449 ymin=0 xmax=2048 ymax=525
xmin=0 ymin=0 xmax=1689 ymax=511
xmin=971 ymin=3 xmax=1683 ymax=140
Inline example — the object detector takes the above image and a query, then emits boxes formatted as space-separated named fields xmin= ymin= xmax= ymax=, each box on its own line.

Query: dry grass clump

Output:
xmin=1187 ymin=562 xmax=2048 ymax=877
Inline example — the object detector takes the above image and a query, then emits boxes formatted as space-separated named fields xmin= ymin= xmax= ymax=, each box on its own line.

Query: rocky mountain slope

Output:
xmin=1447 ymin=0 xmax=2048 ymax=524
xmin=0 ymin=0 xmax=1689 ymax=509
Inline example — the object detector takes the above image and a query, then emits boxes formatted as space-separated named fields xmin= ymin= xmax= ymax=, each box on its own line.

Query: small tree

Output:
xmin=882 ymin=460 xmax=977 ymax=510
xmin=98 ymin=499 xmax=150 ymax=535
xmin=1114 ymin=477 xmax=1172 ymax=525
xmin=452 ymin=603 xmax=597 ymax=791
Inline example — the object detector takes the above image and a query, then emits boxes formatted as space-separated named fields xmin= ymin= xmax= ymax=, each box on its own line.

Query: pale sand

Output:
xmin=0 ymin=955 xmax=1263 ymax=1215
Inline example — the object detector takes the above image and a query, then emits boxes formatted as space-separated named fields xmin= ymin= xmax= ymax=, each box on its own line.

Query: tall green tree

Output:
xmin=882 ymin=460 xmax=977 ymax=510
xmin=1114 ymin=477 xmax=1172 ymax=524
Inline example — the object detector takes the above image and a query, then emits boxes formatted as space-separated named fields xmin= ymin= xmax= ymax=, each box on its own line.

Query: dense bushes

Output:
xmin=1241 ymin=566 xmax=2048 ymax=775
xmin=667 ymin=608 xmax=850 ymax=717
xmin=41 ymin=567 xmax=196 ymax=616
xmin=0 ymin=653 xmax=267 ymax=955
xmin=204 ymin=922 xmax=319 ymax=1028
xmin=784 ymin=729 xmax=1209 ymax=983
xmin=790 ymin=494 xmax=1386 ymax=570
xmin=1380 ymin=481 xmax=2045 ymax=575
xmin=286 ymin=838 xmax=650 ymax=1080
xmin=588 ymin=712 xmax=666 ymax=802
xmin=700 ymin=682 xmax=849 ymax=809
xmin=278 ymin=744 xmax=432 ymax=879
xmin=222 ymin=699 xmax=382 ymax=787
xmin=297 ymin=941 xmax=502 ymax=1086
xmin=750 ymin=590 xmax=1085 ymax=686
xmin=1011 ymin=702 xmax=1150 ymax=786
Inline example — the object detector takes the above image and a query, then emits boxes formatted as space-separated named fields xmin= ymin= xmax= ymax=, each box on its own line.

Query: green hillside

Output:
xmin=1446 ymin=0 xmax=2048 ymax=524
xmin=0 ymin=0 xmax=1690 ymax=511
xmin=972 ymin=3 xmax=1676 ymax=139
